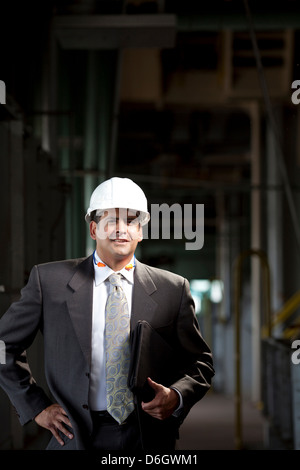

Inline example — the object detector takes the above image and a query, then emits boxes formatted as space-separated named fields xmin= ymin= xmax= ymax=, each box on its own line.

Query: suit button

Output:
xmin=85 ymin=372 xmax=90 ymax=378
xmin=82 ymin=404 xmax=89 ymax=410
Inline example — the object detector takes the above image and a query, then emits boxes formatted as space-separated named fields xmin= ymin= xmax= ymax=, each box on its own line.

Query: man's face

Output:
xmin=89 ymin=208 xmax=143 ymax=264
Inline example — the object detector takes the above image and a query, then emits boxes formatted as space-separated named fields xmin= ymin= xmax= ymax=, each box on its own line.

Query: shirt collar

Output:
xmin=93 ymin=250 xmax=135 ymax=286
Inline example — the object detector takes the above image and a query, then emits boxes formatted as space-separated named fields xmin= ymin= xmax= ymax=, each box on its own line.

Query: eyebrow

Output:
xmin=103 ymin=215 xmax=138 ymax=221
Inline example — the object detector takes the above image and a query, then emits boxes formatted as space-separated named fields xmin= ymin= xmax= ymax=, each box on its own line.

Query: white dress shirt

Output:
xmin=88 ymin=250 xmax=183 ymax=414
xmin=89 ymin=251 xmax=135 ymax=411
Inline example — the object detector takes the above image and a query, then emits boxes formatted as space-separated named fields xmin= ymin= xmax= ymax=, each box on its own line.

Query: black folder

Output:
xmin=128 ymin=320 xmax=178 ymax=402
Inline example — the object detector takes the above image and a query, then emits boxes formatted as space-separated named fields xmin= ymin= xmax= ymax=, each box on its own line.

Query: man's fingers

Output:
xmin=55 ymin=417 xmax=73 ymax=439
xmin=52 ymin=412 xmax=73 ymax=443
xmin=49 ymin=425 xmax=65 ymax=446
xmin=141 ymin=381 xmax=179 ymax=420
xmin=58 ymin=412 xmax=73 ymax=429
xmin=35 ymin=404 xmax=73 ymax=446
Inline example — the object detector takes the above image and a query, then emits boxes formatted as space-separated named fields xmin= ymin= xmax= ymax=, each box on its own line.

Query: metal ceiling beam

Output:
xmin=53 ymin=14 xmax=176 ymax=49
xmin=177 ymin=12 xmax=300 ymax=31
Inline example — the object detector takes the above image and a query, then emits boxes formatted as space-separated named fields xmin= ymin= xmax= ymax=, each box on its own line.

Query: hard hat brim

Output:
xmin=85 ymin=207 xmax=150 ymax=225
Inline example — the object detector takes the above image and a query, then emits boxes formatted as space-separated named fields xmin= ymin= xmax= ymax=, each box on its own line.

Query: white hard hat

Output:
xmin=85 ymin=177 xmax=150 ymax=225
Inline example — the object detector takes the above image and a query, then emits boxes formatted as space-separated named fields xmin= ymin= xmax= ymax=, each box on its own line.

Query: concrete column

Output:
xmin=249 ymin=102 xmax=262 ymax=403
xmin=83 ymin=50 xmax=117 ymax=256
xmin=9 ymin=120 xmax=25 ymax=449
xmin=266 ymin=108 xmax=283 ymax=335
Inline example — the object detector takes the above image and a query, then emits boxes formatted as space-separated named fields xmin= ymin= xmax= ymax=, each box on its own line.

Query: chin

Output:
xmin=111 ymin=245 xmax=131 ymax=256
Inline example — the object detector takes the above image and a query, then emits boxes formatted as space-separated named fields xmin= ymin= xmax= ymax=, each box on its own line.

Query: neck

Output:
xmin=96 ymin=250 xmax=134 ymax=272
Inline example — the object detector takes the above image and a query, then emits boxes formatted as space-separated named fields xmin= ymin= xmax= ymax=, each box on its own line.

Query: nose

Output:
xmin=116 ymin=217 xmax=127 ymax=235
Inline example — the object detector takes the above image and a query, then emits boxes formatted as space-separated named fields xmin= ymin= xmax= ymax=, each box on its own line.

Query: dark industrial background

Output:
xmin=1 ymin=0 xmax=300 ymax=451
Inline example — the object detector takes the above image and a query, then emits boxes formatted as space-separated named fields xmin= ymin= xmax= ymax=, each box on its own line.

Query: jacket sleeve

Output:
xmin=0 ymin=266 xmax=52 ymax=425
xmin=171 ymin=278 xmax=215 ymax=419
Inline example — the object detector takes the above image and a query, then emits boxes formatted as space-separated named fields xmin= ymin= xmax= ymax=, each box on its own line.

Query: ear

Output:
xmin=89 ymin=221 xmax=97 ymax=240
xmin=136 ymin=225 xmax=143 ymax=243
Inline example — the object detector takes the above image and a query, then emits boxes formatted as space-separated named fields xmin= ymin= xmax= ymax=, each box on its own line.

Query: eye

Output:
xmin=128 ymin=218 xmax=139 ymax=226
xmin=107 ymin=218 xmax=117 ymax=224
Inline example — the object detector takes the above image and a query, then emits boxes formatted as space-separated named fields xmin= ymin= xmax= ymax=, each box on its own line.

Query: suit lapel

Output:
xmin=65 ymin=257 xmax=157 ymax=367
xmin=131 ymin=260 xmax=158 ymax=328
xmin=66 ymin=255 xmax=94 ymax=368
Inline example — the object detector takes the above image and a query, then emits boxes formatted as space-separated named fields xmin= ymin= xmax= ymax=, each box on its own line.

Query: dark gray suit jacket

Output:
xmin=0 ymin=255 xmax=214 ymax=449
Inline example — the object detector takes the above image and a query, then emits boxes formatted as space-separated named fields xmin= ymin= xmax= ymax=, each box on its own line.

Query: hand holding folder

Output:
xmin=128 ymin=320 xmax=178 ymax=402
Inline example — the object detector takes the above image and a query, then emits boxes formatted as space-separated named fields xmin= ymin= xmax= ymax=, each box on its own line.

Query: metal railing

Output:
xmin=273 ymin=290 xmax=300 ymax=339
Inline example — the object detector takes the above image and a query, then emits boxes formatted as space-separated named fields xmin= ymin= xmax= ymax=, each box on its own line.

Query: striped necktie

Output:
xmin=104 ymin=273 xmax=134 ymax=424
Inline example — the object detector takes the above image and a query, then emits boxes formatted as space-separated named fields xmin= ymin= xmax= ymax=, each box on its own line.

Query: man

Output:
xmin=0 ymin=177 xmax=214 ymax=450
